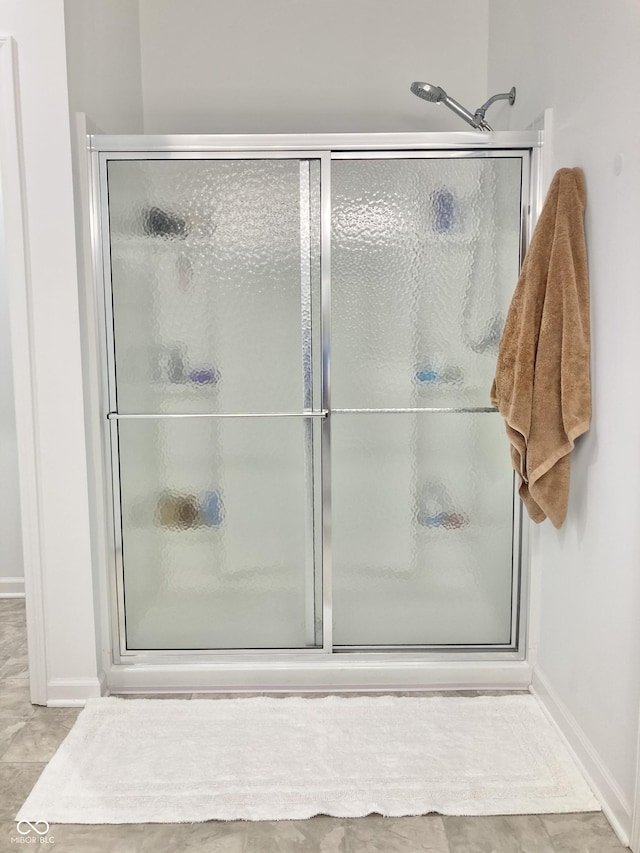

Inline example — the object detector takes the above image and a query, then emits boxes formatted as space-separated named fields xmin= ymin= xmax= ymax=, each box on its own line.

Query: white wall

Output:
xmin=0 ymin=177 xmax=24 ymax=595
xmin=488 ymin=0 xmax=640 ymax=840
xmin=139 ymin=0 xmax=490 ymax=133
xmin=64 ymin=0 xmax=143 ymax=133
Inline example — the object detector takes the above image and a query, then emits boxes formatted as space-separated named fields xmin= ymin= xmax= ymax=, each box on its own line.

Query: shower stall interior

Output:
xmin=91 ymin=132 xmax=537 ymax=680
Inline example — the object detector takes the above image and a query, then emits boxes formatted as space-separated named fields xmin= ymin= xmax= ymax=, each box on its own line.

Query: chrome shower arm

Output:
xmin=410 ymin=81 xmax=516 ymax=132
xmin=473 ymin=87 xmax=516 ymax=127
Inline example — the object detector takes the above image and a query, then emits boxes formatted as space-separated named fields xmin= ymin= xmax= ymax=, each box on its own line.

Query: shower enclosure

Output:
xmin=91 ymin=132 xmax=536 ymax=677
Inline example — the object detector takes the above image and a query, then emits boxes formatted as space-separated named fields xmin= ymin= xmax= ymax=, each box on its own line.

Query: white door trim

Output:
xmin=0 ymin=35 xmax=48 ymax=704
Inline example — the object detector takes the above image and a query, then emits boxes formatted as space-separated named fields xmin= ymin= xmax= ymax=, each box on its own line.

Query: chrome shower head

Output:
xmin=410 ymin=81 xmax=485 ymax=129
xmin=410 ymin=80 xmax=516 ymax=132
xmin=410 ymin=82 xmax=446 ymax=103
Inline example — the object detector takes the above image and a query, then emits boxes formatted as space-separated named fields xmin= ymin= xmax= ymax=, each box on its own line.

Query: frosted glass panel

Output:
xmin=332 ymin=158 xmax=522 ymax=409
xmin=331 ymin=413 xmax=514 ymax=646
xmin=118 ymin=417 xmax=320 ymax=649
xmin=107 ymin=159 xmax=320 ymax=414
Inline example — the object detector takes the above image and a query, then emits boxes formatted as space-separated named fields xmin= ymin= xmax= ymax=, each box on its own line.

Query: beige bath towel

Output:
xmin=491 ymin=167 xmax=590 ymax=528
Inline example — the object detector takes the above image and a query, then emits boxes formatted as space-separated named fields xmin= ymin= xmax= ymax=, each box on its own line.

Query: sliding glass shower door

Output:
xmin=331 ymin=155 xmax=523 ymax=647
xmin=104 ymin=156 xmax=323 ymax=650
xmin=100 ymin=147 xmax=526 ymax=656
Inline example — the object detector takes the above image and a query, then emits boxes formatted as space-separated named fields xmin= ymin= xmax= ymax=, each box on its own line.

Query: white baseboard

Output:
xmin=0 ymin=577 xmax=25 ymax=597
xmin=531 ymin=667 xmax=631 ymax=847
xmin=46 ymin=673 xmax=106 ymax=707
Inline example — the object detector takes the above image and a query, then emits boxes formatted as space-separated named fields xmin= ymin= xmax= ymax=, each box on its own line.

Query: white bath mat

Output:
xmin=17 ymin=695 xmax=599 ymax=824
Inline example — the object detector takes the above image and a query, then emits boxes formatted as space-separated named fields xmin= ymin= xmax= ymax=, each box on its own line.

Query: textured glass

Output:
xmin=332 ymin=158 xmax=522 ymax=409
xmin=118 ymin=417 xmax=320 ymax=649
xmin=331 ymin=413 xmax=514 ymax=646
xmin=107 ymin=159 xmax=320 ymax=414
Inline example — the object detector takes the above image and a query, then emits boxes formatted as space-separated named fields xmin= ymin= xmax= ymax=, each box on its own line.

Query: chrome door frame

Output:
xmin=90 ymin=133 xmax=539 ymax=666
xmin=328 ymin=148 xmax=531 ymax=656
xmin=95 ymin=150 xmax=329 ymax=660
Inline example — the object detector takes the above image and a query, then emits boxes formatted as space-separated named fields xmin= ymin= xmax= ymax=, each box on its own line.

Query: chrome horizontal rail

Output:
xmin=332 ymin=407 xmax=498 ymax=414
xmin=334 ymin=643 xmax=517 ymax=652
xmin=108 ymin=407 xmax=497 ymax=420
xmin=91 ymin=131 xmax=541 ymax=153
xmin=107 ymin=410 xmax=329 ymax=420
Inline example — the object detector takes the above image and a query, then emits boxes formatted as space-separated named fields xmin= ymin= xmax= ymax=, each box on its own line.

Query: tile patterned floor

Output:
xmin=0 ymin=600 xmax=626 ymax=852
